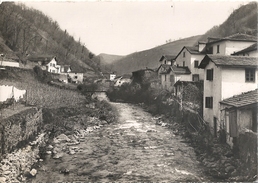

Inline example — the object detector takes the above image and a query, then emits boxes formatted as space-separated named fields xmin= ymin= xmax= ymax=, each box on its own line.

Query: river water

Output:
xmin=32 ymin=102 xmax=208 ymax=182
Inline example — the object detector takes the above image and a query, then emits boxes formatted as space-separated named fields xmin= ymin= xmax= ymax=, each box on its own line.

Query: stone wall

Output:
xmin=0 ymin=107 xmax=43 ymax=156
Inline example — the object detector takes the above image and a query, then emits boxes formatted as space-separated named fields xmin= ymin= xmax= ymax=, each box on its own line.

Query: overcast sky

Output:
xmin=23 ymin=1 xmax=249 ymax=56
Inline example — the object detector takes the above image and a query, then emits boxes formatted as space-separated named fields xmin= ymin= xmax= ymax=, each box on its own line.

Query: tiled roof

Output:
xmin=220 ymin=89 xmax=258 ymax=108
xmin=171 ymin=65 xmax=191 ymax=74
xmin=207 ymin=33 xmax=257 ymax=44
xmin=159 ymin=55 xmax=176 ymax=62
xmin=232 ymin=43 xmax=257 ymax=55
xmin=199 ymin=55 xmax=258 ymax=69
xmin=185 ymin=46 xmax=200 ymax=54
xmin=175 ymin=46 xmax=202 ymax=60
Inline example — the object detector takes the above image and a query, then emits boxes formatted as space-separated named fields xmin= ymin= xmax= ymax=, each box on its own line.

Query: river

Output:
xmin=32 ymin=102 xmax=208 ymax=182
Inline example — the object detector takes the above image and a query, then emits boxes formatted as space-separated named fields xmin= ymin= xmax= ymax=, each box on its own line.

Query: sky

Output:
xmin=23 ymin=1 xmax=249 ymax=56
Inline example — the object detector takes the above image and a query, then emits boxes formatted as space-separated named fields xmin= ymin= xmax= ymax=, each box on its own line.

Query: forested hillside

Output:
xmin=0 ymin=2 xmax=101 ymax=75
xmin=198 ymin=2 xmax=257 ymax=42
xmin=110 ymin=35 xmax=201 ymax=75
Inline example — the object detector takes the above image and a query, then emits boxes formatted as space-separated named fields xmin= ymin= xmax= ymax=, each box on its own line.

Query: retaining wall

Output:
xmin=0 ymin=107 xmax=43 ymax=156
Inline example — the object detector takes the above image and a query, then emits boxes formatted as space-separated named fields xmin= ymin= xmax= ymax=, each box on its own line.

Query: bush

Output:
xmin=33 ymin=66 xmax=52 ymax=83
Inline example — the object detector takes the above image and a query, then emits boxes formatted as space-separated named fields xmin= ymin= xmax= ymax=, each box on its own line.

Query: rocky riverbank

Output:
xmin=0 ymin=133 xmax=48 ymax=182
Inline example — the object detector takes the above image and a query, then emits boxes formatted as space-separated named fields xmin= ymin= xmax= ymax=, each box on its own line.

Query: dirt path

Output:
xmin=33 ymin=102 xmax=208 ymax=182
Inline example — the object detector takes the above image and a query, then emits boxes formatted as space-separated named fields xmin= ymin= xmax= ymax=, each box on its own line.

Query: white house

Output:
xmin=204 ymin=33 xmax=257 ymax=56
xmin=174 ymin=46 xmax=205 ymax=82
xmin=199 ymin=55 xmax=258 ymax=137
xmin=45 ymin=57 xmax=61 ymax=73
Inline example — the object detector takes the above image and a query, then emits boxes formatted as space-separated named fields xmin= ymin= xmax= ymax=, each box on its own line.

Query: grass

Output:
xmin=0 ymin=67 xmax=87 ymax=108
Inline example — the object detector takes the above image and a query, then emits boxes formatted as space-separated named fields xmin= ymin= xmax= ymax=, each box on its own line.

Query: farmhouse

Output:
xmin=198 ymin=55 xmax=258 ymax=137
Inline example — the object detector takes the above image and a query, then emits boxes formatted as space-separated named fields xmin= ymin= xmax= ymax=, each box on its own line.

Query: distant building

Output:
xmin=68 ymin=73 xmax=83 ymax=84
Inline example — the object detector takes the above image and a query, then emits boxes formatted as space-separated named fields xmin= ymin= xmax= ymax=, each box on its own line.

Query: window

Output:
xmin=194 ymin=60 xmax=199 ymax=68
xmin=183 ymin=52 xmax=186 ymax=57
xmin=205 ymin=97 xmax=213 ymax=108
xmin=164 ymin=60 xmax=167 ymax=64
xmin=183 ymin=61 xmax=185 ymax=67
xmin=192 ymin=74 xmax=199 ymax=81
xmin=170 ymin=75 xmax=175 ymax=83
xmin=245 ymin=69 xmax=255 ymax=82
xmin=53 ymin=64 xmax=55 ymax=67
xmin=50 ymin=63 xmax=52 ymax=66
xmin=74 ymin=76 xmax=78 ymax=79
xmin=206 ymin=69 xmax=213 ymax=81
xmin=217 ymin=45 xmax=220 ymax=53
xmin=165 ymin=75 xmax=167 ymax=81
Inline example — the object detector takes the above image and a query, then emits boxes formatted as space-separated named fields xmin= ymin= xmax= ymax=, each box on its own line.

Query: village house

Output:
xmin=174 ymin=46 xmax=205 ymax=82
xmin=67 ymin=73 xmax=83 ymax=84
xmin=204 ymin=33 xmax=257 ymax=55
xmin=114 ymin=74 xmax=132 ymax=87
xmin=45 ymin=57 xmax=61 ymax=73
xmin=101 ymin=72 xmax=116 ymax=81
xmin=157 ymin=55 xmax=176 ymax=91
xmin=220 ymin=89 xmax=257 ymax=146
xmin=198 ymin=54 xmax=258 ymax=137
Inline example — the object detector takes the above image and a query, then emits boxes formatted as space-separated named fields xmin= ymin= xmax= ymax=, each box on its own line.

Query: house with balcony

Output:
xmin=198 ymin=54 xmax=258 ymax=137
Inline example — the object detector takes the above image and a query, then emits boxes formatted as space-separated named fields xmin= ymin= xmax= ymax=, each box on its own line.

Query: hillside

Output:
xmin=111 ymin=35 xmax=201 ymax=75
xmin=0 ymin=2 xmax=101 ymax=76
xmin=198 ymin=2 xmax=257 ymax=42
xmin=98 ymin=53 xmax=125 ymax=72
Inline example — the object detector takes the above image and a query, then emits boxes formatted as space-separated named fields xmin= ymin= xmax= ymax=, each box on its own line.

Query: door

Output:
xmin=229 ymin=110 xmax=237 ymax=137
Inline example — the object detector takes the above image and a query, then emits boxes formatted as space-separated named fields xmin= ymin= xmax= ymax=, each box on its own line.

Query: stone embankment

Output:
xmin=0 ymin=133 xmax=47 ymax=182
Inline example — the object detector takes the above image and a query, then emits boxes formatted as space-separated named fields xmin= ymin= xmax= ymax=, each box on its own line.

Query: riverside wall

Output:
xmin=0 ymin=107 xmax=43 ymax=156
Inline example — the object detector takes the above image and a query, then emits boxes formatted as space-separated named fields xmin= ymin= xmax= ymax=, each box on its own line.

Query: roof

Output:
xmin=158 ymin=64 xmax=172 ymax=74
xmin=171 ymin=65 xmax=191 ymax=75
xmin=232 ymin=43 xmax=257 ymax=55
xmin=159 ymin=55 xmax=176 ymax=62
xmin=174 ymin=46 xmax=203 ymax=60
xmin=207 ymin=33 xmax=257 ymax=45
xmin=220 ymin=89 xmax=258 ymax=108
xmin=199 ymin=55 xmax=258 ymax=69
